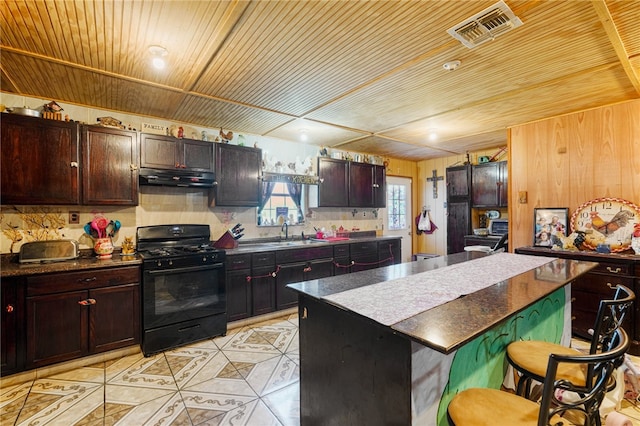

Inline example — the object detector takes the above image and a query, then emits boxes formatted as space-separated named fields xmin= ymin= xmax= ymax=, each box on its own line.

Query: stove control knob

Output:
xmin=168 ymin=260 xmax=173 ymax=266
xmin=203 ymin=256 xmax=208 ymax=262
xmin=157 ymin=260 xmax=162 ymax=267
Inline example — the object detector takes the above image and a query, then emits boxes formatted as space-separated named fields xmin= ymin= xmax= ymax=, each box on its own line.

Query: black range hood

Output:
xmin=139 ymin=168 xmax=217 ymax=188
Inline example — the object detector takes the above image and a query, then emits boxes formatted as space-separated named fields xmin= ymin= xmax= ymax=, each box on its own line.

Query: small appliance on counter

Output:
xmin=19 ymin=240 xmax=80 ymax=263
xmin=489 ymin=219 xmax=509 ymax=236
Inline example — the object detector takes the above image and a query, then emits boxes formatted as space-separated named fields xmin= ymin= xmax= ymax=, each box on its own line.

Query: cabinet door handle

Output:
xmin=70 ymin=161 xmax=79 ymax=168
xmin=78 ymin=277 xmax=97 ymax=283
xmin=6 ymin=304 xmax=14 ymax=313
xmin=606 ymin=266 xmax=621 ymax=274
xmin=130 ymin=164 xmax=138 ymax=171
xmin=570 ymin=297 xmax=576 ymax=302
xmin=78 ymin=298 xmax=97 ymax=306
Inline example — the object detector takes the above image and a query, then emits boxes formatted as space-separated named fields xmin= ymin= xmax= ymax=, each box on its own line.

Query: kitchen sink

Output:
xmin=237 ymin=240 xmax=313 ymax=249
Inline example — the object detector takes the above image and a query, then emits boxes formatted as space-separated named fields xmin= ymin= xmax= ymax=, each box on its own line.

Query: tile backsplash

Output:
xmin=1 ymin=188 xmax=384 ymax=254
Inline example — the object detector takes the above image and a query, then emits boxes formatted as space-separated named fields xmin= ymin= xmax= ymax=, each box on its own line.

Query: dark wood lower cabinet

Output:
xmin=252 ymin=266 xmax=277 ymax=316
xmin=226 ymin=267 xmax=252 ymax=322
xmin=90 ymin=283 xmax=140 ymax=353
xmin=27 ymin=289 xmax=88 ymax=368
xmin=276 ymin=259 xmax=334 ymax=310
xmin=226 ymin=239 xmax=401 ymax=323
xmin=1 ymin=278 xmax=24 ymax=376
xmin=24 ymin=266 xmax=141 ymax=370
xmin=515 ymin=246 xmax=639 ymax=356
xmin=350 ymin=241 xmax=379 ymax=272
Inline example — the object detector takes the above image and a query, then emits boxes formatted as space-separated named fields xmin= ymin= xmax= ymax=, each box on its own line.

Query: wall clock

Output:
xmin=570 ymin=197 xmax=640 ymax=252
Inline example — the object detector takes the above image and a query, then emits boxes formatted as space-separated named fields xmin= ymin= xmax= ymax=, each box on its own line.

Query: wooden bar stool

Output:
xmin=506 ymin=284 xmax=634 ymax=399
xmin=448 ymin=328 xmax=629 ymax=426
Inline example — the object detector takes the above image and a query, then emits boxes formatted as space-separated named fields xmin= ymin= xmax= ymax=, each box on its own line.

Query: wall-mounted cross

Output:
xmin=426 ymin=169 xmax=444 ymax=198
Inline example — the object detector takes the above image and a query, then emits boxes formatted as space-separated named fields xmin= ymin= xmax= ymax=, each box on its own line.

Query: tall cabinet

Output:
xmin=446 ymin=165 xmax=471 ymax=254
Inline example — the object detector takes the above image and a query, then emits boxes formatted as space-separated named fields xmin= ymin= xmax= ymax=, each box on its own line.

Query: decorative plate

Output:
xmin=486 ymin=210 xmax=500 ymax=220
xmin=570 ymin=197 xmax=640 ymax=252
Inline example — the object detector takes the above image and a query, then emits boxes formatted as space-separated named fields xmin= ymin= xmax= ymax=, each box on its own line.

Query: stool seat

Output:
xmin=507 ymin=340 xmax=587 ymax=386
xmin=448 ymin=388 xmax=567 ymax=426
xmin=506 ymin=284 xmax=634 ymax=399
xmin=448 ymin=329 xmax=629 ymax=426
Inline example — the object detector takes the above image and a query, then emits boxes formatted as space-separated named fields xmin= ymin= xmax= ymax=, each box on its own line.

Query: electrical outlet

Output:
xmin=518 ymin=191 xmax=528 ymax=204
xmin=69 ymin=211 xmax=80 ymax=224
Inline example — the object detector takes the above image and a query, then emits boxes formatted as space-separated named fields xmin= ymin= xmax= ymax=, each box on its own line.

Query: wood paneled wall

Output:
xmin=509 ymin=99 xmax=640 ymax=251
xmin=414 ymin=148 xmax=507 ymax=256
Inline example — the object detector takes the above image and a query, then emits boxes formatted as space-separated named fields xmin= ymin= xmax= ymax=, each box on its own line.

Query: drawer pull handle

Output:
xmin=6 ymin=304 xmax=14 ymax=313
xmin=606 ymin=266 xmax=621 ymax=274
xmin=78 ymin=298 xmax=97 ymax=306
xmin=303 ymin=266 xmax=312 ymax=273
xmin=78 ymin=277 xmax=97 ymax=283
xmin=607 ymin=283 xmax=615 ymax=289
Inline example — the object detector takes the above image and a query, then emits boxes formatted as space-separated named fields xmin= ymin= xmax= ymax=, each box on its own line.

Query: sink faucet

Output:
xmin=281 ymin=222 xmax=289 ymax=241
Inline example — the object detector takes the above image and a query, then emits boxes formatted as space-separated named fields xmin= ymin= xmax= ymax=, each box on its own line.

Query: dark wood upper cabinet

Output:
xmin=140 ymin=133 xmax=213 ymax=172
xmin=472 ymin=161 xmax=508 ymax=207
xmin=315 ymin=158 xmax=385 ymax=207
xmin=317 ymin=158 xmax=349 ymax=207
xmin=213 ymin=143 xmax=261 ymax=206
xmin=82 ymin=126 xmax=139 ymax=205
xmin=349 ymin=162 xmax=386 ymax=208
xmin=372 ymin=164 xmax=386 ymax=208
xmin=1 ymin=113 xmax=80 ymax=205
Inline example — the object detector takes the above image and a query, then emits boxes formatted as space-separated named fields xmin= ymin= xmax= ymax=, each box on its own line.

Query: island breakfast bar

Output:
xmin=287 ymin=252 xmax=598 ymax=426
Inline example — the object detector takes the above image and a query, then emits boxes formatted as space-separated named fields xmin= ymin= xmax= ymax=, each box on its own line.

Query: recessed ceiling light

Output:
xmin=428 ymin=128 xmax=438 ymax=141
xmin=300 ymin=129 xmax=308 ymax=142
xmin=148 ymin=45 xmax=168 ymax=69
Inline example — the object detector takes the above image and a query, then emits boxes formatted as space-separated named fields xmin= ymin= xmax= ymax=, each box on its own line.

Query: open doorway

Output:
xmin=385 ymin=176 xmax=412 ymax=262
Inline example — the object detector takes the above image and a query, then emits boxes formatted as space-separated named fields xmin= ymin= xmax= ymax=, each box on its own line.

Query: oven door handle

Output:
xmin=146 ymin=264 xmax=224 ymax=275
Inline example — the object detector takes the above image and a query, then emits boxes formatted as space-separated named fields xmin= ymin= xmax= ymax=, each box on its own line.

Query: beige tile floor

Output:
xmin=1 ymin=312 xmax=639 ymax=426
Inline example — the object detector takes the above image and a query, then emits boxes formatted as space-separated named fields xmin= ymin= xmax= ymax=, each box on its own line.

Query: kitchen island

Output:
xmin=287 ymin=252 xmax=597 ymax=426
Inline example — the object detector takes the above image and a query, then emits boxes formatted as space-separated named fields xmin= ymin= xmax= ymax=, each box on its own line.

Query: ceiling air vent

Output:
xmin=447 ymin=0 xmax=523 ymax=49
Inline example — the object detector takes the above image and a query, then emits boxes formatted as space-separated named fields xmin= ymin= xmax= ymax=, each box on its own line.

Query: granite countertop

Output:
xmin=227 ymin=235 xmax=399 ymax=254
xmin=1 ymin=251 xmax=142 ymax=278
xmin=288 ymin=252 xmax=598 ymax=354
xmin=1 ymin=235 xmax=401 ymax=277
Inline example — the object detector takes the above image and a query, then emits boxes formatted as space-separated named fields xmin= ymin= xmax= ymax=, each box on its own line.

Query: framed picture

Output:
xmin=534 ymin=208 xmax=568 ymax=247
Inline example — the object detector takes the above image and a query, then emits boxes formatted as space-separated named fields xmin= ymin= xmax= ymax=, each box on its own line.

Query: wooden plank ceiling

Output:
xmin=1 ymin=0 xmax=638 ymax=160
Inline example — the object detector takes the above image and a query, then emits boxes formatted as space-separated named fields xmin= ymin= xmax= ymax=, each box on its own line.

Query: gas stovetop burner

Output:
xmin=181 ymin=244 xmax=215 ymax=253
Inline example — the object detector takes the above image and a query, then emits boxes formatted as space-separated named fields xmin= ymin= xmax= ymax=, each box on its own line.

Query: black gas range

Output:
xmin=137 ymin=224 xmax=227 ymax=356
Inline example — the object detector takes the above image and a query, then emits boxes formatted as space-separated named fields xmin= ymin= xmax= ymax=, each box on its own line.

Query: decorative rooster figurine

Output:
xmin=589 ymin=210 xmax=635 ymax=235
xmin=219 ymin=128 xmax=234 ymax=143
